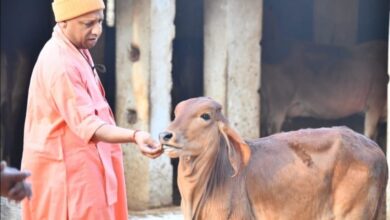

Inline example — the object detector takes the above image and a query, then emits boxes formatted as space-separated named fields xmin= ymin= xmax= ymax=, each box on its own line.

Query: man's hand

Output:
xmin=134 ymin=131 xmax=163 ymax=158
xmin=0 ymin=161 xmax=32 ymax=202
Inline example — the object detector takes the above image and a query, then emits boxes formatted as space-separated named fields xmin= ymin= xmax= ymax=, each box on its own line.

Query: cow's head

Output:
xmin=159 ymin=97 xmax=251 ymax=176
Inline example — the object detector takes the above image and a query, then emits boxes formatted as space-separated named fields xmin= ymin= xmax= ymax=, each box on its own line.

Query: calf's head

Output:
xmin=159 ymin=97 xmax=251 ymax=176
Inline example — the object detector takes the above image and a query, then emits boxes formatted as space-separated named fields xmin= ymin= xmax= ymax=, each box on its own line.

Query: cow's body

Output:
xmin=160 ymin=97 xmax=388 ymax=220
xmin=261 ymin=41 xmax=388 ymax=139
xmin=246 ymin=128 xmax=386 ymax=220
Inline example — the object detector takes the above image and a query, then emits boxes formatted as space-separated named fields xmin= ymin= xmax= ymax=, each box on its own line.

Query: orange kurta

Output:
xmin=21 ymin=25 xmax=128 ymax=220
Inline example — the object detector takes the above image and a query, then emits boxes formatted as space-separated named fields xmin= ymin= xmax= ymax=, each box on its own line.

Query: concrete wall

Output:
xmin=149 ymin=0 xmax=175 ymax=208
xmin=204 ymin=0 xmax=228 ymax=115
xmin=204 ymin=0 xmax=263 ymax=138
xmin=116 ymin=0 xmax=174 ymax=210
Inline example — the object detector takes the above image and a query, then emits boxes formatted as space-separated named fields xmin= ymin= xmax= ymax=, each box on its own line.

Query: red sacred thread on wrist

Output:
xmin=133 ymin=130 xmax=141 ymax=142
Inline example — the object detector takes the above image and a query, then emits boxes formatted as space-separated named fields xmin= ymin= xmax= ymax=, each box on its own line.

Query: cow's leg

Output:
xmin=364 ymin=88 xmax=386 ymax=141
xmin=332 ymin=166 xmax=383 ymax=220
xmin=261 ymin=111 xmax=286 ymax=136
xmin=270 ymin=112 xmax=286 ymax=135
xmin=364 ymin=69 xmax=387 ymax=141
xmin=364 ymin=109 xmax=380 ymax=140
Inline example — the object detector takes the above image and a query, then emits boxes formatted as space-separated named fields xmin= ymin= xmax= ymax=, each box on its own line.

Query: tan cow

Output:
xmin=261 ymin=41 xmax=388 ymax=139
xmin=160 ymin=97 xmax=388 ymax=220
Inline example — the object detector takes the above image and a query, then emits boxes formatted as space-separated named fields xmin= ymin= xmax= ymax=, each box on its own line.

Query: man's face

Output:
xmin=61 ymin=10 xmax=104 ymax=49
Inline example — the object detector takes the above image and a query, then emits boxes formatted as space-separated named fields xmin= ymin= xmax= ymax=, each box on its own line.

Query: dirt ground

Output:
xmin=0 ymin=198 xmax=183 ymax=220
xmin=129 ymin=206 xmax=183 ymax=220
xmin=1 ymin=197 xmax=385 ymax=219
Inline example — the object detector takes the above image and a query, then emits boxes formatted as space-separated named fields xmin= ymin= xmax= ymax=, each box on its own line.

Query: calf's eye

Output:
xmin=200 ymin=113 xmax=211 ymax=121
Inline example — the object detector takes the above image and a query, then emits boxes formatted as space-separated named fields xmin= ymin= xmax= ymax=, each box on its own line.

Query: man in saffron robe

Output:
xmin=21 ymin=0 xmax=162 ymax=219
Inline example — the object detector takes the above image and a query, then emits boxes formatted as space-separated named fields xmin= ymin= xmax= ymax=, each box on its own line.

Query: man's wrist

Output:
xmin=132 ymin=130 xmax=141 ymax=143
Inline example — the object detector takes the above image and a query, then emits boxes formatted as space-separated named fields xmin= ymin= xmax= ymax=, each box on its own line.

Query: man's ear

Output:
xmin=58 ymin=21 xmax=67 ymax=29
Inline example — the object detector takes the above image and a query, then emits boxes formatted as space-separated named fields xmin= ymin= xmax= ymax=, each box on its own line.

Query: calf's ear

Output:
xmin=218 ymin=122 xmax=251 ymax=177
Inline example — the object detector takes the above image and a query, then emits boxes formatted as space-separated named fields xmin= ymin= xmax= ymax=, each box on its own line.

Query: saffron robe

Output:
xmin=21 ymin=25 xmax=128 ymax=220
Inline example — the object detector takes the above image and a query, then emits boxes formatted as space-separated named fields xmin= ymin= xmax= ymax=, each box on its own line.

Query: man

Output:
xmin=0 ymin=161 xmax=32 ymax=202
xmin=21 ymin=0 xmax=162 ymax=219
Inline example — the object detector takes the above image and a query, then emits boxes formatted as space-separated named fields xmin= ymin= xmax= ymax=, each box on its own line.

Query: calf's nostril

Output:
xmin=159 ymin=131 xmax=173 ymax=141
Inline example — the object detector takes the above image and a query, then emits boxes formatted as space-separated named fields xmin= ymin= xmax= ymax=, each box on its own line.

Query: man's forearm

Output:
xmin=91 ymin=124 xmax=137 ymax=143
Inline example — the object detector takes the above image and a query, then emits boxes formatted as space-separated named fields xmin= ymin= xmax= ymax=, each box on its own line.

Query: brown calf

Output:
xmin=160 ymin=97 xmax=388 ymax=220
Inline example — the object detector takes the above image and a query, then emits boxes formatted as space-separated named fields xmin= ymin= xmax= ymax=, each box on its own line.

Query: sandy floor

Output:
xmin=1 ymin=197 xmax=387 ymax=219
xmin=129 ymin=206 xmax=183 ymax=220
xmin=1 ymin=198 xmax=184 ymax=220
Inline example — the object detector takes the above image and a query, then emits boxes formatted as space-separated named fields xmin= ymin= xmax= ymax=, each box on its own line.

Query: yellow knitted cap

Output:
xmin=52 ymin=0 xmax=105 ymax=22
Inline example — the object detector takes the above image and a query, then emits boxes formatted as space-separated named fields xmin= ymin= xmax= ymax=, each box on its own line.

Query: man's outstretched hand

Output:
xmin=1 ymin=161 xmax=32 ymax=202
xmin=134 ymin=131 xmax=163 ymax=159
